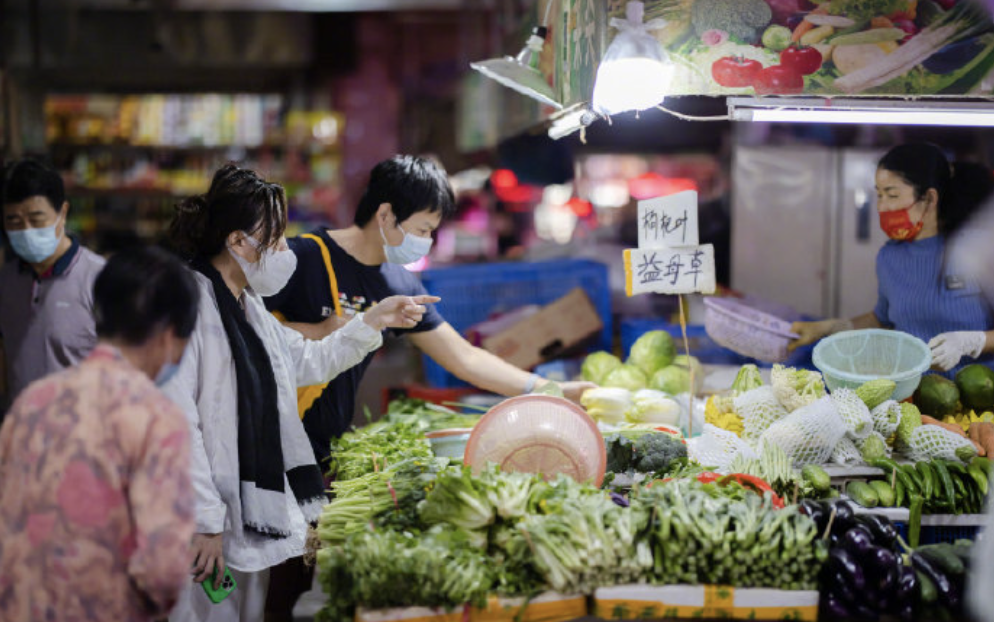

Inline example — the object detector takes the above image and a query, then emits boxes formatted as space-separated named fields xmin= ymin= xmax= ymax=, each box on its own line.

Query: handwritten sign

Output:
xmin=624 ymin=245 xmax=716 ymax=296
xmin=638 ymin=190 xmax=699 ymax=249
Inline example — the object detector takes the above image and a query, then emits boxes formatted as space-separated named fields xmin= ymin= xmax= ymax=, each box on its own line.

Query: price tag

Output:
xmin=637 ymin=190 xmax=699 ymax=249
xmin=624 ymin=245 xmax=716 ymax=296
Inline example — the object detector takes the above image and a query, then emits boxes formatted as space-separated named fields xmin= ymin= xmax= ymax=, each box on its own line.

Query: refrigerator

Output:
xmin=730 ymin=145 xmax=890 ymax=320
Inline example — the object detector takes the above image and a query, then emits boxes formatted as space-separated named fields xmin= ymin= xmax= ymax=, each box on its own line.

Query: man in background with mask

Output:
xmin=0 ymin=246 xmax=199 ymax=622
xmin=263 ymin=155 xmax=594 ymax=621
xmin=0 ymin=159 xmax=105 ymax=417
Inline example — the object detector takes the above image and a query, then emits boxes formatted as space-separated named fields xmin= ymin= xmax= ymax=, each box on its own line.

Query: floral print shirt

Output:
xmin=0 ymin=345 xmax=194 ymax=622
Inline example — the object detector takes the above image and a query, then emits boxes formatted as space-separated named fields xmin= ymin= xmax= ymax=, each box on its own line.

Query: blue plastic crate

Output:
xmin=920 ymin=524 xmax=981 ymax=545
xmin=419 ymin=259 xmax=611 ymax=388
xmin=620 ymin=318 xmax=751 ymax=366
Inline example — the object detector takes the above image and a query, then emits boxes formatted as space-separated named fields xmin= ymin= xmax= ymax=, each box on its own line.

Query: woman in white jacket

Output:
xmin=163 ymin=164 xmax=435 ymax=621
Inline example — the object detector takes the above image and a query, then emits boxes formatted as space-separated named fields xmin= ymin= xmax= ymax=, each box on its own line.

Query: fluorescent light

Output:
xmin=728 ymin=97 xmax=994 ymax=127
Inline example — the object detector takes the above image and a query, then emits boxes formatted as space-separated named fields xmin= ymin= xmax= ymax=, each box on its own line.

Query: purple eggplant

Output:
xmin=823 ymin=592 xmax=853 ymax=619
xmin=829 ymin=549 xmax=866 ymax=592
xmin=843 ymin=526 xmax=875 ymax=557
xmin=830 ymin=571 xmax=858 ymax=605
xmin=896 ymin=565 xmax=918 ymax=601
xmin=855 ymin=514 xmax=899 ymax=548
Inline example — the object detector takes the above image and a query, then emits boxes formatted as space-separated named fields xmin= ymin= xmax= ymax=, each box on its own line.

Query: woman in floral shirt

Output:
xmin=0 ymin=246 xmax=200 ymax=622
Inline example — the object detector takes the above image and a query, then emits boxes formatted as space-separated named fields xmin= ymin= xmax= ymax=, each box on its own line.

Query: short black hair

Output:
xmin=354 ymin=155 xmax=455 ymax=227
xmin=1 ymin=158 xmax=66 ymax=211
xmin=94 ymin=246 xmax=199 ymax=345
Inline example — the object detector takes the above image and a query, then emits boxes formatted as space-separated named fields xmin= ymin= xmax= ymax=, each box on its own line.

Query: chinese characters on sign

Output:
xmin=624 ymin=246 xmax=716 ymax=296
xmin=625 ymin=189 xmax=715 ymax=296
xmin=637 ymin=190 xmax=700 ymax=249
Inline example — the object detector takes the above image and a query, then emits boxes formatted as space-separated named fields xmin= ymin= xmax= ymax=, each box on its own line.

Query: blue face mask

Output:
xmin=154 ymin=362 xmax=180 ymax=387
xmin=6 ymin=218 xmax=63 ymax=264
xmin=380 ymin=221 xmax=433 ymax=265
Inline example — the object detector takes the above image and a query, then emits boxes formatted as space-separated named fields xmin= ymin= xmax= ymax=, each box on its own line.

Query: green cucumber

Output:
xmin=847 ymin=481 xmax=879 ymax=508
xmin=972 ymin=456 xmax=993 ymax=475
xmin=868 ymin=480 xmax=896 ymax=507
xmin=802 ymin=464 xmax=832 ymax=493
xmin=895 ymin=478 xmax=906 ymax=508
xmin=901 ymin=463 xmax=922 ymax=495
xmin=909 ymin=495 xmax=924 ymax=548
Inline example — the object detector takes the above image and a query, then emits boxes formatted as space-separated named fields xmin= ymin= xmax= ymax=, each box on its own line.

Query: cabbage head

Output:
xmin=603 ymin=364 xmax=649 ymax=392
xmin=650 ymin=365 xmax=692 ymax=395
xmin=628 ymin=330 xmax=677 ymax=377
xmin=581 ymin=351 xmax=623 ymax=384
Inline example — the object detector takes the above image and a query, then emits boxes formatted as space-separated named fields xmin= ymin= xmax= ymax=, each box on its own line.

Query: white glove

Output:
xmin=928 ymin=331 xmax=987 ymax=371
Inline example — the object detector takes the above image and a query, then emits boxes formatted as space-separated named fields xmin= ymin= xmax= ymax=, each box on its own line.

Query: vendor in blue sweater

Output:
xmin=790 ymin=143 xmax=994 ymax=376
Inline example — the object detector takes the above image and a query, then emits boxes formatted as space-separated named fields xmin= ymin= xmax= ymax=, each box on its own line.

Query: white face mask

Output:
xmin=380 ymin=220 xmax=433 ymax=265
xmin=228 ymin=234 xmax=297 ymax=297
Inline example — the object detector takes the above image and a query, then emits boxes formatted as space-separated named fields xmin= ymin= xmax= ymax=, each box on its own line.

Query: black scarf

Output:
xmin=193 ymin=259 xmax=324 ymax=539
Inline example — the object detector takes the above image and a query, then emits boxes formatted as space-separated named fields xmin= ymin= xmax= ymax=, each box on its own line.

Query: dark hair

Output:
xmin=1 ymin=158 xmax=66 ymax=211
xmin=354 ymin=155 xmax=455 ymax=227
xmin=878 ymin=143 xmax=994 ymax=237
xmin=94 ymin=246 xmax=199 ymax=345
xmin=169 ymin=163 xmax=288 ymax=259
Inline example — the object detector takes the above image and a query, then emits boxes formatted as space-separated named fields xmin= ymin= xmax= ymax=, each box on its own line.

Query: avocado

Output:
xmin=956 ymin=364 xmax=994 ymax=412
xmin=914 ymin=374 xmax=961 ymax=417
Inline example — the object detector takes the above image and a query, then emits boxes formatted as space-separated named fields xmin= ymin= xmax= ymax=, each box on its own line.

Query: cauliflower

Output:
xmin=770 ymin=364 xmax=826 ymax=412
xmin=690 ymin=0 xmax=772 ymax=44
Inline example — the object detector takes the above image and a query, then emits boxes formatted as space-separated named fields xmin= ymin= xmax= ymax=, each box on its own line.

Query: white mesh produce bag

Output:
xmin=759 ymin=395 xmax=847 ymax=466
xmin=688 ymin=424 xmax=757 ymax=472
xmin=830 ymin=437 xmax=863 ymax=466
xmin=907 ymin=425 xmax=977 ymax=462
xmin=832 ymin=388 xmax=873 ymax=440
xmin=734 ymin=386 xmax=789 ymax=441
xmin=871 ymin=400 xmax=901 ymax=439
xmin=861 ymin=430 xmax=892 ymax=460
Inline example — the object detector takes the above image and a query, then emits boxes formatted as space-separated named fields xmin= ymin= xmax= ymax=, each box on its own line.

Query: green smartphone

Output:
xmin=201 ymin=567 xmax=237 ymax=604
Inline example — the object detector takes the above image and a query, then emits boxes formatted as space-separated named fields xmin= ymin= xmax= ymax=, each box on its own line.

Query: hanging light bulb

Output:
xmin=471 ymin=25 xmax=562 ymax=109
xmin=592 ymin=1 xmax=673 ymax=116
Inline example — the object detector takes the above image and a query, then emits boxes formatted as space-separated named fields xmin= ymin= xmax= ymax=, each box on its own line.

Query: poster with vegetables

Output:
xmin=606 ymin=0 xmax=994 ymax=96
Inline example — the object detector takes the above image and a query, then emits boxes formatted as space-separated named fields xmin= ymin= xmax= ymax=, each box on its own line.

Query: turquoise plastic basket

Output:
xmin=812 ymin=329 xmax=931 ymax=401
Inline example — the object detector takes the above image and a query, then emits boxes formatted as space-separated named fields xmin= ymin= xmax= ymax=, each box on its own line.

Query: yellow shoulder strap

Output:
xmin=296 ymin=233 xmax=344 ymax=419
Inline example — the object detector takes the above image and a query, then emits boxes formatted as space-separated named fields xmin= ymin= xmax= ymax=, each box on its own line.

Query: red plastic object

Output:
xmin=464 ymin=395 xmax=607 ymax=486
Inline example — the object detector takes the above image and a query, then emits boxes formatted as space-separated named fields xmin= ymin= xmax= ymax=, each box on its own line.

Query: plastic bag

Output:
xmin=734 ymin=386 xmax=789 ymax=441
xmin=759 ymin=395 xmax=847 ymax=466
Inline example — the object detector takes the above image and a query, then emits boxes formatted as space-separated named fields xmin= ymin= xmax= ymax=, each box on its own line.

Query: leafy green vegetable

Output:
xmin=603 ymin=364 xmax=650 ymax=391
xmin=628 ymin=330 xmax=677 ymax=376
xmin=316 ymin=527 xmax=493 ymax=622
xmin=386 ymin=397 xmax=482 ymax=432
xmin=328 ymin=420 xmax=433 ymax=481
xmin=649 ymin=365 xmax=692 ymax=395
xmin=419 ymin=465 xmax=496 ymax=540
xmin=581 ymin=351 xmax=624 ymax=384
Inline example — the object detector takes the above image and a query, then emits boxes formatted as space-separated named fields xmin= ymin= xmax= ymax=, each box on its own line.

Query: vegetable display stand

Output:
xmin=850 ymin=505 xmax=986 ymax=544
xmin=823 ymin=464 xmax=885 ymax=495
xmin=355 ymin=592 xmax=587 ymax=622
xmin=592 ymin=585 xmax=818 ymax=621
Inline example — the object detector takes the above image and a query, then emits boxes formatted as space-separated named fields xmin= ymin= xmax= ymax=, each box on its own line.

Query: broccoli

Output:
xmin=690 ymin=0 xmax=772 ymax=44
xmin=605 ymin=434 xmax=635 ymax=473
xmin=632 ymin=433 xmax=688 ymax=475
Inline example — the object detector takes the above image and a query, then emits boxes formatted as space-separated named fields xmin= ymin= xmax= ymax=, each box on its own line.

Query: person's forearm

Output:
xmin=283 ymin=321 xmax=332 ymax=341
xmin=444 ymin=347 xmax=537 ymax=396
xmin=850 ymin=312 xmax=882 ymax=330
